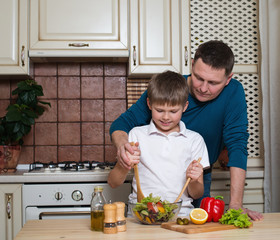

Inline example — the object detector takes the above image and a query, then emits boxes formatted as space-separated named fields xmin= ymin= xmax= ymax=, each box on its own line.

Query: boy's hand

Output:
xmin=186 ymin=160 xmax=203 ymax=181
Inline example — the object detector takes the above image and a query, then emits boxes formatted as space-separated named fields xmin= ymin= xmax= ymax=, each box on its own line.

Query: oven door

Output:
xmin=25 ymin=206 xmax=91 ymax=221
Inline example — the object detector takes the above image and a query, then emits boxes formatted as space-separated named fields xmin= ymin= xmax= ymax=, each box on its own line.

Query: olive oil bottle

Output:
xmin=90 ymin=186 xmax=106 ymax=231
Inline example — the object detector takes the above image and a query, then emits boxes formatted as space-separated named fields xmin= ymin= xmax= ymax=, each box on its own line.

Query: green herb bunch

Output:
xmin=219 ymin=208 xmax=252 ymax=228
xmin=0 ymin=79 xmax=51 ymax=145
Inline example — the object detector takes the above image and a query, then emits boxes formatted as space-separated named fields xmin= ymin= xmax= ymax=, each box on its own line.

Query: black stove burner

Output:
xmin=28 ymin=161 xmax=116 ymax=172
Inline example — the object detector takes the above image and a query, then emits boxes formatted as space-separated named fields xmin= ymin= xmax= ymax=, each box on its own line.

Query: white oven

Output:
xmin=22 ymin=182 xmax=131 ymax=225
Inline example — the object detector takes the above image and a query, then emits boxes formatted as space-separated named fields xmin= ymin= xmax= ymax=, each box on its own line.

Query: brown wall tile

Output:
xmin=81 ymin=63 xmax=103 ymax=76
xmin=82 ymin=145 xmax=104 ymax=162
xmin=35 ymin=146 xmax=58 ymax=163
xmin=58 ymin=123 xmax=80 ymax=145
xmin=35 ymin=76 xmax=57 ymax=99
xmin=23 ymin=126 xmax=34 ymax=146
xmin=34 ymin=63 xmax=57 ymax=76
xmin=0 ymin=81 xmax=10 ymax=99
xmin=58 ymin=63 xmax=80 ymax=76
xmin=0 ymin=100 xmax=9 ymax=117
xmin=81 ymin=100 xmax=103 ymax=121
xmin=104 ymin=63 xmax=127 ymax=76
xmin=58 ymin=146 xmax=80 ymax=162
xmin=105 ymin=77 xmax=126 ymax=98
xmin=105 ymin=145 xmax=117 ymax=163
xmin=105 ymin=100 xmax=126 ymax=121
xmin=35 ymin=123 xmax=57 ymax=145
xmin=81 ymin=77 xmax=103 ymax=99
xmin=104 ymin=122 xmax=112 ymax=145
xmin=18 ymin=146 xmax=34 ymax=164
xmin=58 ymin=100 xmax=80 ymax=122
xmin=36 ymin=100 xmax=57 ymax=122
xmin=82 ymin=122 xmax=104 ymax=145
xmin=58 ymin=77 xmax=80 ymax=98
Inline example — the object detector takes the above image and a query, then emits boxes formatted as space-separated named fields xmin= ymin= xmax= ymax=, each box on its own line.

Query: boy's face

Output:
xmin=147 ymin=99 xmax=188 ymax=135
xmin=190 ymin=58 xmax=233 ymax=102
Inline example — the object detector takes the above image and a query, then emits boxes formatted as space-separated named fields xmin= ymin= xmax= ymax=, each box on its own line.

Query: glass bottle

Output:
xmin=90 ymin=186 xmax=106 ymax=231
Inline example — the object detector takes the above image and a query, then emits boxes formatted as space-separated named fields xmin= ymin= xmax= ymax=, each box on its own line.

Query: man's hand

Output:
xmin=111 ymin=131 xmax=140 ymax=169
xmin=228 ymin=204 xmax=263 ymax=221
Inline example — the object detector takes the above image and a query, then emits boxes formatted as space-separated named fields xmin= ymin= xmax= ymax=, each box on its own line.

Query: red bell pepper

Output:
xmin=200 ymin=196 xmax=225 ymax=222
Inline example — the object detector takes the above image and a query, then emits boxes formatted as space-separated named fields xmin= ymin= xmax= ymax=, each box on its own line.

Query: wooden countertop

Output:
xmin=15 ymin=213 xmax=279 ymax=240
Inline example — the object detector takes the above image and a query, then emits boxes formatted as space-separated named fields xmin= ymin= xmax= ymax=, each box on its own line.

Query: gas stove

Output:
xmin=23 ymin=161 xmax=116 ymax=175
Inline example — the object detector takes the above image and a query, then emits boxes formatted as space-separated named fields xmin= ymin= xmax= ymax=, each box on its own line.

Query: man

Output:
xmin=109 ymin=40 xmax=263 ymax=221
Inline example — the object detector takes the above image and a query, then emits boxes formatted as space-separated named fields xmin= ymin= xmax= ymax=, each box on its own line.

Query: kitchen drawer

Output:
xmin=210 ymin=189 xmax=264 ymax=204
xmin=211 ymin=179 xmax=264 ymax=190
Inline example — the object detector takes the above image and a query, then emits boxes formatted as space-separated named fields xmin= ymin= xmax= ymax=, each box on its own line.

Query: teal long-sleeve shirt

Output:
xmin=110 ymin=75 xmax=249 ymax=170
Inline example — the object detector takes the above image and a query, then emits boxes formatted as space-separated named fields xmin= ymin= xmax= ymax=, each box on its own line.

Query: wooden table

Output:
xmin=15 ymin=213 xmax=280 ymax=240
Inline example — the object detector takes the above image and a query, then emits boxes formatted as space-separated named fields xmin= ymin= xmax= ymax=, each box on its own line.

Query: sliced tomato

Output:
xmin=147 ymin=202 xmax=158 ymax=213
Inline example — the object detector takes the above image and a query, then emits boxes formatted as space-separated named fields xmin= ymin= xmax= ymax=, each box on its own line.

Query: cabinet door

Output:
xmin=211 ymin=179 xmax=264 ymax=213
xmin=129 ymin=0 xmax=190 ymax=76
xmin=0 ymin=184 xmax=22 ymax=240
xmin=29 ymin=0 xmax=128 ymax=57
xmin=0 ymin=0 xmax=29 ymax=76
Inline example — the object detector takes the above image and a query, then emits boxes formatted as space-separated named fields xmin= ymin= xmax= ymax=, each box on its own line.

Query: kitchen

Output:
xmin=1 ymin=0 xmax=280 ymax=239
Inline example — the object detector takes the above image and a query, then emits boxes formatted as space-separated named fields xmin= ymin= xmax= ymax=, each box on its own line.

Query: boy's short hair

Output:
xmin=194 ymin=40 xmax=234 ymax=76
xmin=147 ymin=70 xmax=189 ymax=107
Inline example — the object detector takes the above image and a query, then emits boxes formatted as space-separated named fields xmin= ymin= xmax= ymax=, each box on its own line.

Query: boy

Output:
xmin=108 ymin=71 xmax=210 ymax=215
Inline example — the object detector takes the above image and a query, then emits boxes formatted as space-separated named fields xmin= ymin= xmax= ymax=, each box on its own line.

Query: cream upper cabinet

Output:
xmin=0 ymin=0 xmax=29 ymax=76
xmin=0 ymin=184 xmax=22 ymax=240
xmin=29 ymin=0 xmax=128 ymax=58
xmin=129 ymin=0 xmax=190 ymax=76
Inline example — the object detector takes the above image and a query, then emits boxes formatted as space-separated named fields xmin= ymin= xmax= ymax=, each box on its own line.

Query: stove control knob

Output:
xmin=54 ymin=192 xmax=63 ymax=200
xmin=72 ymin=190 xmax=83 ymax=201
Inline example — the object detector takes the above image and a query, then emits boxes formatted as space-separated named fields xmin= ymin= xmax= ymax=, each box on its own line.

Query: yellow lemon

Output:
xmin=189 ymin=208 xmax=208 ymax=224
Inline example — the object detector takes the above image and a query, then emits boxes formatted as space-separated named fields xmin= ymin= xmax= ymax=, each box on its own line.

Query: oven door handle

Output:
xmin=39 ymin=211 xmax=90 ymax=219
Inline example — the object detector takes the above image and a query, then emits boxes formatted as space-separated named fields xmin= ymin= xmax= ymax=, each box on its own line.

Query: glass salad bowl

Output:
xmin=128 ymin=194 xmax=182 ymax=225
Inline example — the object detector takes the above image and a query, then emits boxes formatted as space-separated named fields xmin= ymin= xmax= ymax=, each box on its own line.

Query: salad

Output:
xmin=132 ymin=194 xmax=180 ymax=224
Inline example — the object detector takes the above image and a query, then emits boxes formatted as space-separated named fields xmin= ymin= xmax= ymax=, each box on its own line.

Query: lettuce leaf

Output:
xmin=219 ymin=208 xmax=252 ymax=228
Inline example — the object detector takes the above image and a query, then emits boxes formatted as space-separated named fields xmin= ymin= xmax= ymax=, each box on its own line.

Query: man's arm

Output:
xmin=229 ymin=167 xmax=263 ymax=220
xmin=110 ymin=91 xmax=151 ymax=169
xmin=107 ymin=161 xmax=130 ymax=188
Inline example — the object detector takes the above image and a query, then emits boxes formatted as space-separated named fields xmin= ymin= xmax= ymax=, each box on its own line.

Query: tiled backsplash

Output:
xmin=0 ymin=62 xmax=128 ymax=164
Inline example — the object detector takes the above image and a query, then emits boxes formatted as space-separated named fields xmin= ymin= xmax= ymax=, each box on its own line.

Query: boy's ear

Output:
xmin=183 ymin=101 xmax=189 ymax=112
xmin=147 ymin=98 xmax=152 ymax=110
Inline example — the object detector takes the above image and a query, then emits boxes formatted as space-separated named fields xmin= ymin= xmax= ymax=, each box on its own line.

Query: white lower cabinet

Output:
xmin=0 ymin=184 xmax=22 ymax=240
xmin=210 ymin=178 xmax=264 ymax=213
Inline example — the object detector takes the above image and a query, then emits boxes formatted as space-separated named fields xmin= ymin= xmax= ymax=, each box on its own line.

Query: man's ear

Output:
xmin=226 ymin=73 xmax=233 ymax=86
xmin=147 ymin=98 xmax=152 ymax=110
xmin=183 ymin=101 xmax=189 ymax=112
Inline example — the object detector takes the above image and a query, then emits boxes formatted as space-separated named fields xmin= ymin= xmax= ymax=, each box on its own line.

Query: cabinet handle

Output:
xmin=184 ymin=46 xmax=188 ymax=66
xmin=6 ymin=194 xmax=12 ymax=219
xmin=225 ymin=183 xmax=248 ymax=187
xmin=68 ymin=43 xmax=89 ymax=47
xmin=21 ymin=46 xmax=25 ymax=67
xmin=133 ymin=46 xmax=136 ymax=66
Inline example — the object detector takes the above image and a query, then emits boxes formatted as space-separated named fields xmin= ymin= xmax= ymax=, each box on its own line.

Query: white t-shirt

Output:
xmin=128 ymin=120 xmax=210 ymax=216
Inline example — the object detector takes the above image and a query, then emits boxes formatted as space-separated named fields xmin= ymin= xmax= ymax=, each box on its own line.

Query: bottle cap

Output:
xmin=94 ymin=186 xmax=103 ymax=192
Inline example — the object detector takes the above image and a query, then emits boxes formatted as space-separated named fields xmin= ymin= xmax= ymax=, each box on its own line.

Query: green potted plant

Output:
xmin=0 ymin=79 xmax=51 ymax=172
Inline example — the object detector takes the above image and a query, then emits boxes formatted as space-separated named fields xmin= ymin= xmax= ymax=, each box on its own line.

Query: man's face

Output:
xmin=190 ymin=58 xmax=233 ymax=102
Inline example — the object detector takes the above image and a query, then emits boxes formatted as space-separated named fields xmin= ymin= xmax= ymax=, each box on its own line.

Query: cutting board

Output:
xmin=161 ymin=221 xmax=251 ymax=234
